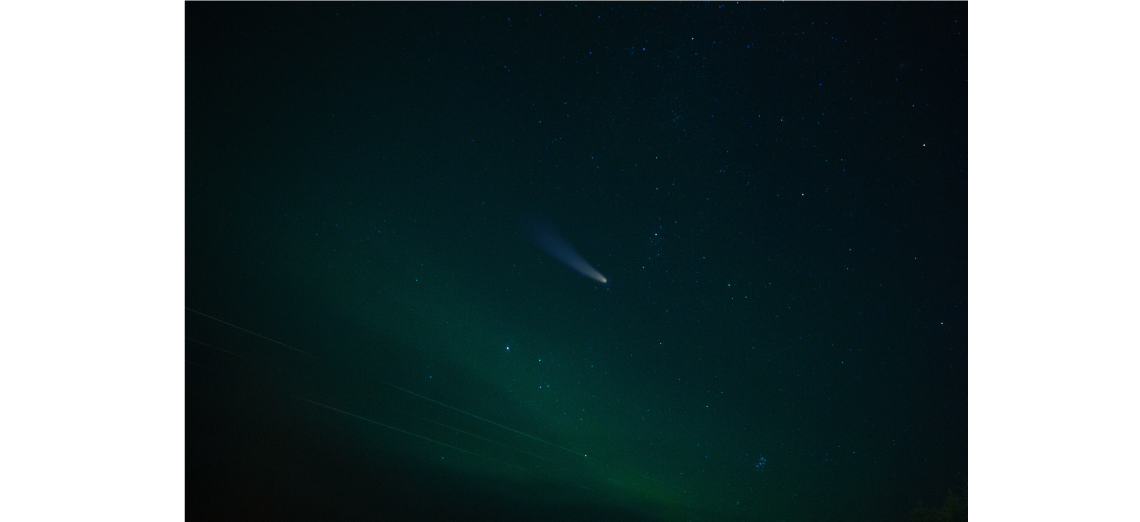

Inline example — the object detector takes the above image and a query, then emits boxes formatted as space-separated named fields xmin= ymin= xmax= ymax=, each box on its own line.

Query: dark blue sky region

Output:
xmin=186 ymin=3 xmax=966 ymax=521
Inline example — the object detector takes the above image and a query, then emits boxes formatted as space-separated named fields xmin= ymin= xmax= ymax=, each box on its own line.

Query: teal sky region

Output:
xmin=186 ymin=3 xmax=966 ymax=521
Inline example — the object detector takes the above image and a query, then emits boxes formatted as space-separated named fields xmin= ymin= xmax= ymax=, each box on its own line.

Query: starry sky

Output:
xmin=186 ymin=3 xmax=966 ymax=521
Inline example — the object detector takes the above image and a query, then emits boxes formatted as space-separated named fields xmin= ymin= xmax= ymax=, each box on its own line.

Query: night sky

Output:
xmin=186 ymin=3 xmax=966 ymax=521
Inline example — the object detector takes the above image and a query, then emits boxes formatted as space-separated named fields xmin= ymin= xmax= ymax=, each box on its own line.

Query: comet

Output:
xmin=525 ymin=219 xmax=608 ymax=284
